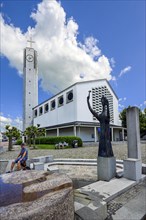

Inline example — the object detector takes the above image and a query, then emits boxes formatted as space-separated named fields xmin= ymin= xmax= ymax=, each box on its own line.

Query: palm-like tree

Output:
xmin=5 ymin=125 xmax=20 ymax=151
xmin=24 ymin=126 xmax=38 ymax=148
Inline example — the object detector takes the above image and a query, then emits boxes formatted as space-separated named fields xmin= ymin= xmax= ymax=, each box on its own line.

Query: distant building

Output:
xmin=33 ymin=79 xmax=125 ymax=142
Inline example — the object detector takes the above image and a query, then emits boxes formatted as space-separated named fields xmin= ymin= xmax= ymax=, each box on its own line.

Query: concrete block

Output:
xmin=33 ymin=162 xmax=44 ymax=170
xmin=97 ymin=157 xmax=116 ymax=181
xmin=46 ymin=155 xmax=53 ymax=162
xmin=124 ymin=158 xmax=142 ymax=181
xmin=0 ymin=146 xmax=4 ymax=154
xmin=142 ymin=163 xmax=146 ymax=174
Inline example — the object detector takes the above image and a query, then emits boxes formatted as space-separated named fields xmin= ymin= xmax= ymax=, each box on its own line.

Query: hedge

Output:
xmin=35 ymin=136 xmax=83 ymax=147
xmin=15 ymin=139 xmax=23 ymax=145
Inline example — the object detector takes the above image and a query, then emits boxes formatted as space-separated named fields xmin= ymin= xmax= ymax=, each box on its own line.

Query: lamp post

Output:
xmin=8 ymin=126 xmax=12 ymax=151
xmin=37 ymin=124 xmax=40 ymax=145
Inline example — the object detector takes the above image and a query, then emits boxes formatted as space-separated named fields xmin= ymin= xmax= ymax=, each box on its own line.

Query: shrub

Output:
xmin=35 ymin=136 xmax=82 ymax=147
xmin=15 ymin=139 xmax=23 ymax=145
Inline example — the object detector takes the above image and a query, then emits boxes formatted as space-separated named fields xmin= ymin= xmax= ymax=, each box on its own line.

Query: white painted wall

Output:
xmin=33 ymin=79 xmax=119 ymax=128
xmin=33 ymin=86 xmax=77 ymax=127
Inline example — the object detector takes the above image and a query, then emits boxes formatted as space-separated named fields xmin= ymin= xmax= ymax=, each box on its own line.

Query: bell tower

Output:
xmin=23 ymin=39 xmax=38 ymax=131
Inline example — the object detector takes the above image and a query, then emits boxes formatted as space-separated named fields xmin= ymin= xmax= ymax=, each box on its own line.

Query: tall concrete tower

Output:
xmin=23 ymin=40 xmax=38 ymax=131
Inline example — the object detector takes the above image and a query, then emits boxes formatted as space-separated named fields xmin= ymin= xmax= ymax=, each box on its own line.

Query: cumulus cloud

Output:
xmin=119 ymin=66 xmax=132 ymax=77
xmin=0 ymin=0 xmax=113 ymax=94
xmin=0 ymin=114 xmax=22 ymax=132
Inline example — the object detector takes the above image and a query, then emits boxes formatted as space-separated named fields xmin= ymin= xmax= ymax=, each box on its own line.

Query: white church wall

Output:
xmin=76 ymin=80 xmax=119 ymax=125
xmin=33 ymin=79 xmax=119 ymax=128
xmin=33 ymin=86 xmax=77 ymax=127
xmin=59 ymin=127 xmax=74 ymax=136
xmin=77 ymin=127 xmax=95 ymax=142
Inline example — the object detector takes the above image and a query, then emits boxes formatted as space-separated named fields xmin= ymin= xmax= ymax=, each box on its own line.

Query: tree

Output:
xmin=37 ymin=127 xmax=46 ymax=137
xmin=119 ymin=108 xmax=127 ymax=128
xmin=24 ymin=126 xmax=39 ymax=148
xmin=119 ymin=107 xmax=146 ymax=137
xmin=36 ymin=127 xmax=46 ymax=145
xmin=5 ymin=125 xmax=20 ymax=151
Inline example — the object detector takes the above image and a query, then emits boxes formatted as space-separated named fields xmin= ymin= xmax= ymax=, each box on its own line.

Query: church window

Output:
xmin=39 ymin=106 xmax=43 ymax=115
xmin=29 ymin=69 xmax=31 ymax=71
xmin=44 ymin=103 xmax=49 ymax=113
xmin=51 ymin=100 xmax=56 ymax=110
xmin=29 ymin=80 xmax=31 ymax=82
xmin=58 ymin=95 xmax=64 ymax=107
xmin=34 ymin=109 xmax=37 ymax=117
xmin=66 ymin=90 xmax=73 ymax=103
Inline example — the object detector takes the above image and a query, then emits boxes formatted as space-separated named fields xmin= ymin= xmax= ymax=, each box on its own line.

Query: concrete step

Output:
xmin=112 ymin=185 xmax=146 ymax=220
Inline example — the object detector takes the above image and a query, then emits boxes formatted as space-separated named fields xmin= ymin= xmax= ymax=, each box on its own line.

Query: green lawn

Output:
xmin=36 ymin=144 xmax=71 ymax=149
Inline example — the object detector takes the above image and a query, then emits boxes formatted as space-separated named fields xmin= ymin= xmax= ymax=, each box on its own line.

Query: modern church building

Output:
xmin=23 ymin=43 xmax=125 ymax=142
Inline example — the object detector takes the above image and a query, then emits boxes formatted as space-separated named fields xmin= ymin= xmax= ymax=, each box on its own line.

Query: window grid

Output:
xmin=92 ymin=86 xmax=114 ymax=123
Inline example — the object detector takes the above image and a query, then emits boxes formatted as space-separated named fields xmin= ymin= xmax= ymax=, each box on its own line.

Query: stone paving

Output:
xmin=105 ymin=179 xmax=146 ymax=220
xmin=0 ymin=141 xmax=146 ymax=163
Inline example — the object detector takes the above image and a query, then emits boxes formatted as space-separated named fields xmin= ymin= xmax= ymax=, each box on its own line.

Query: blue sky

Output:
xmin=0 ymin=0 xmax=145 ymax=131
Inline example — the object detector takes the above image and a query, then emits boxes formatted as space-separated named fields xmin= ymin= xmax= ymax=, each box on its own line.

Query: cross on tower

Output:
xmin=27 ymin=37 xmax=35 ymax=48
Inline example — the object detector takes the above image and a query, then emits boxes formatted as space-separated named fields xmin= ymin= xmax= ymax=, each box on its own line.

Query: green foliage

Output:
xmin=119 ymin=107 xmax=146 ymax=136
xmin=119 ymin=108 xmax=127 ymax=128
xmin=35 ymin=136 xmax=83 ymax=147
xmin=15 ymin=139 xmax=23 ymax=145
xmin=36 ymin=128 xmax=46 ymax=137
xmin=36 ymin=144 xmax=57 ymax=149
xmin=24 ymin=126 xmax=38 ymax=148
xmin=5 ymin=125 xmax=21 ymax=151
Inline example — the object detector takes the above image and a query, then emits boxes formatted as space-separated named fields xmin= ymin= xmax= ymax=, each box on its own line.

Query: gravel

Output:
xmin=0 ymin=142 xmax=146 ymax=163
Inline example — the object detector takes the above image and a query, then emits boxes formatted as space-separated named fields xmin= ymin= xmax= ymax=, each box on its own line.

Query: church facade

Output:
xmin=33 ymin=79 xmax=125 ymax=142
xmin=23 ymin=44 xmax=125 ymax=142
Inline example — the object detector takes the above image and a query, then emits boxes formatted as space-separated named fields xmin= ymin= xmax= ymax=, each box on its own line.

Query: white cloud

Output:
xmin=110 ymin=57 xmax=116 ymax=68
xmin=144 ymin=101 xmax=146 ymax=105
xmin=118 ymin=103 xmax=125 ymax=109
xmin=0 ymin=114 xmax=22 ymax=132
xmin=79 ymin=36 xmax=101 ymax=59
xmin=119 ymin=97 xmax=127 ymax=102
xmin=110 ymin=76 xmax=116 ymax=81
xmin=0 ymin=0 xmax=113 ymax=94
xmin=119 ymin=66 xmax=132 ymax=77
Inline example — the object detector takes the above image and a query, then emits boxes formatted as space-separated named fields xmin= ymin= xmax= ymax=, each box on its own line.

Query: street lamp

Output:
xmin=37 ymin=124 xmax=41 ymax=145
xmin=8 ymin=126 xmax=13 ymax=151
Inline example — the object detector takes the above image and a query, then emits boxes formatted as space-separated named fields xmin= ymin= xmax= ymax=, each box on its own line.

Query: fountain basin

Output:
xmin=0 ymin=170 xmax=74 ymax=220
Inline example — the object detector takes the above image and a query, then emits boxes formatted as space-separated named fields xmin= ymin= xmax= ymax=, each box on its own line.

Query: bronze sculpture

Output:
xmin=87 ymin=90 xmax=114 ymax=157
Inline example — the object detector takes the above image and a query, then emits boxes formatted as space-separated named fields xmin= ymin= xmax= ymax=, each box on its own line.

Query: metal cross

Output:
xmin=27 ymin=37 xmax=35 ymax=48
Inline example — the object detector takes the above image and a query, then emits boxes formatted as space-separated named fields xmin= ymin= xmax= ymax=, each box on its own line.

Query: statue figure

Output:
xmin=87 ymin=90 xmax=114 ymax=157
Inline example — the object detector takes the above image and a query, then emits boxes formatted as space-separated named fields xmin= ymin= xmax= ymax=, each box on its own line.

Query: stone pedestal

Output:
xmin=97 ymin=157 xmax=116 ymax=181
xmin=124 ymin=158 xmax=142 ymax=181
xmin=126 ymin=107 xmax=141 ymax=159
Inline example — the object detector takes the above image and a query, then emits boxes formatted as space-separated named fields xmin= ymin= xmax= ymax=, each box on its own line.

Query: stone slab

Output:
xmin=112 ymin=184 xmax=146 ymax=220
xmin=124 ymin=158 xmax=142 ymax=181
xmin=75 ymin=177 xmax=138 ymax=203
xmin=74 ymin=191 xmax=107 ymax=220
xmin=0 ymin=171 xmax=74 ymax=220
xmin=33 ymin=162 xmax=44 ymax=170
xmin=98 ymin=157 xmax=116 ymax=181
